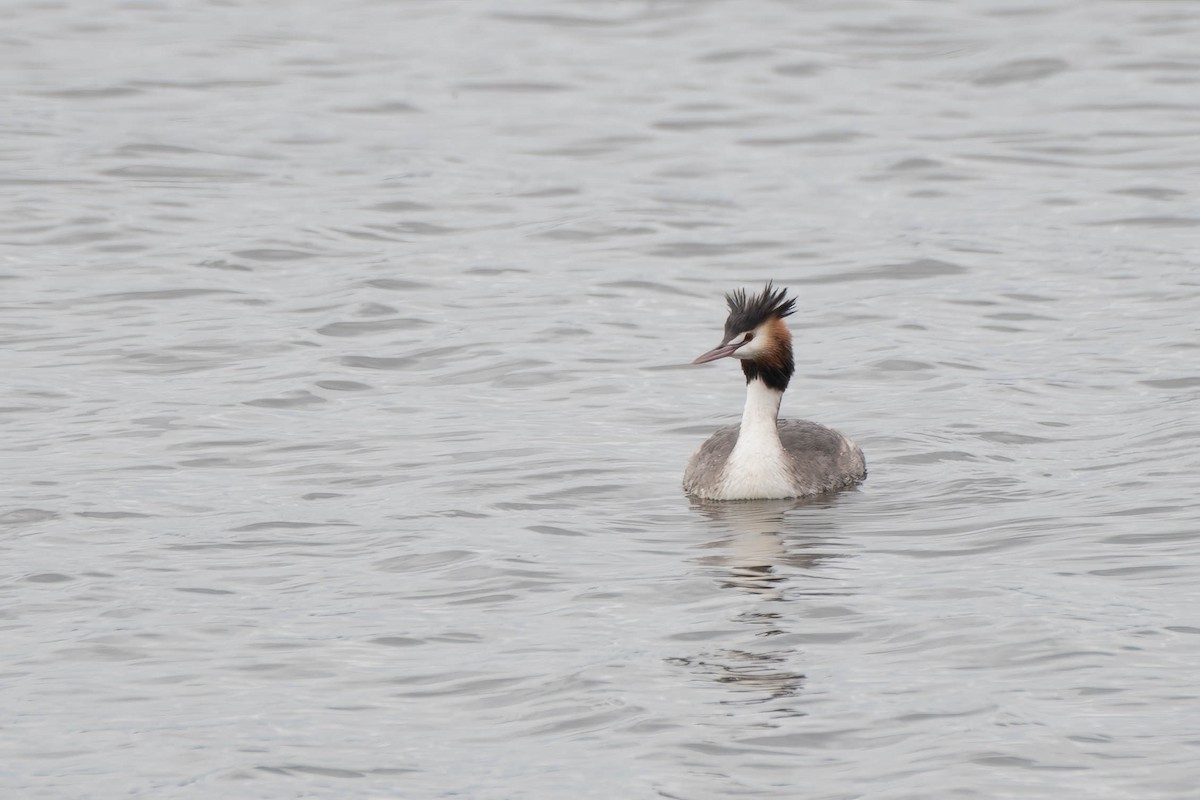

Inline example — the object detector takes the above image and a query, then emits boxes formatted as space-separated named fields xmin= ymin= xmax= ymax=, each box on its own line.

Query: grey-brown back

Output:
xmin=682 ymin=424 xmax=741 ymax=497
xmin=683 ymin=419 xmax=866 ymax=498
xmin=779 ymin=419 xmax=866 ymax=495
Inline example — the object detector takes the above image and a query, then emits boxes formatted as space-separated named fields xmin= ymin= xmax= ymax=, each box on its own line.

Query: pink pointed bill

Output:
xmin=692 ymin=342 xmax=741 ymax=364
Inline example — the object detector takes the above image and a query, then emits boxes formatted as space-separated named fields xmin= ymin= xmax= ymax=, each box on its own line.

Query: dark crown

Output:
xmin=723 ymin=282 xmax=796 ymax=340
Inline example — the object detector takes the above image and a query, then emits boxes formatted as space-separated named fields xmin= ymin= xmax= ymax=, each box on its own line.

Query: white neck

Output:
xmin=739 ymin=377 xmax=783 ymax=436
xmin=715 ymin=378 xmax=796 ymax=500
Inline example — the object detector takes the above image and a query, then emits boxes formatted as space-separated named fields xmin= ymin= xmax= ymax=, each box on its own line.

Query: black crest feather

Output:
xmin=723 ymin=281 xmax=796 ymax=340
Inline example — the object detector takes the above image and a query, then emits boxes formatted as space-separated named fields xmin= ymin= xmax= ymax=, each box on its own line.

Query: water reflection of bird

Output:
xmin=684 ymin=283 xmax=866 ymax=500
xmin=667 ymin=647 xmax=806 ymax=705
xmin=674 ymin=497 xmax=848 ymax=706
xmin=691 ymin=497 xmax=840 ymax=598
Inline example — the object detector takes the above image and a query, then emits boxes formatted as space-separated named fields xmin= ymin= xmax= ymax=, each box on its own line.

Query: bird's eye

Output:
xmin=740 ymin=333 xmax=754 ymax=345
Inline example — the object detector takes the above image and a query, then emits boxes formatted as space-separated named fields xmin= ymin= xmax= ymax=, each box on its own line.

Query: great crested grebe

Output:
xmin=683 ymin=283 xmax=866 ymax=501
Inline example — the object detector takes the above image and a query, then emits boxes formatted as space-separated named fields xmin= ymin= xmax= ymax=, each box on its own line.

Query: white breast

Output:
xmin=715 ymin=431 xmax=796 ymax=500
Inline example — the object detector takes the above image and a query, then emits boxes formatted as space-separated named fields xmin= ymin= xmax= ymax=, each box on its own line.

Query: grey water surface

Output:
xmin=3 ymin=1 xmax=1200 ymax=798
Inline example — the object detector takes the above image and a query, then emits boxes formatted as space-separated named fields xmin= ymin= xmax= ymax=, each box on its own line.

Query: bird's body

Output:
xmin=683 ymin=284 xmax=866 ymax=501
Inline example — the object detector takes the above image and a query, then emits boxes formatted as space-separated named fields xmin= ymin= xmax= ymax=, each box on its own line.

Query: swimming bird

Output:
xmin=683 ymin=283 xmax=866 ymax=501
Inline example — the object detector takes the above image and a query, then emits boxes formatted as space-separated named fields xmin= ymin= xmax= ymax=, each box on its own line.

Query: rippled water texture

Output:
xmin=4 ymin=1 xmax=1200 ymax=797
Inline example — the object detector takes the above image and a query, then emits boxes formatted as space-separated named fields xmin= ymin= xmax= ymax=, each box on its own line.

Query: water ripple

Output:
xmin=3 ymin=1 xmax=1199 ymax=798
